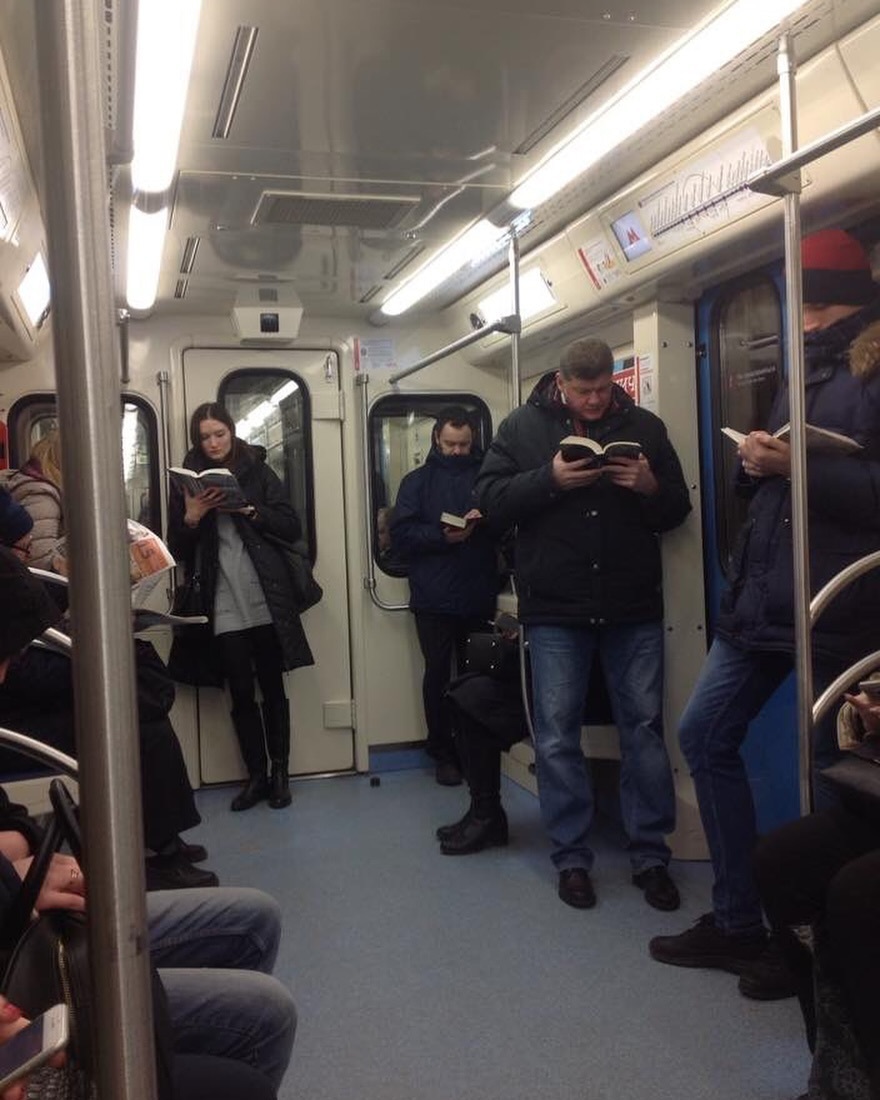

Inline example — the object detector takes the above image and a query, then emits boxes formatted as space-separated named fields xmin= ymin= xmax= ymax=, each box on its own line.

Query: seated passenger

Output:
xmin=0 ymin=547 xmax=297 ymax=1093
xmin=0 ymin=489 xmax=33 ymax=564
xmin=436 ymin=623 xmax=526 ymax=855
xmin=753 ymin=682 xmax=880 ymax=1100
xmin=3 ymin=430 xmax=64 ymax=573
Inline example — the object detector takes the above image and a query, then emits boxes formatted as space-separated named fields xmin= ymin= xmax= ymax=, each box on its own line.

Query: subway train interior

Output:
xmin=0 ymin=0 xmax=879 ymax=1097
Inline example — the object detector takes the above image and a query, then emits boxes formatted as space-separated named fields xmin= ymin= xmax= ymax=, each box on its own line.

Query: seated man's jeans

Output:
xmin=678 ymin=636 xmax=845 ymax=936
xmin=527 ymin=621 xmax=674 ymax=873
xmin=148 ymin=887 xmax=296 ymax=1089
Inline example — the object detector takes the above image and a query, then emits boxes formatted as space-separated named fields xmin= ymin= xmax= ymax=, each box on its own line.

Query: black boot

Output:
xmin=229 ymin=704 xmax=268 ymax=812
xmin=436 ymin=713 xmax=503 ymax=849
xmin=440 ymin=802 xmax=508 ymax=855
xmin=263 ymin=701 xmax=292 ymax=809
xmin=436 ymin=806 xmax=474 ymax=842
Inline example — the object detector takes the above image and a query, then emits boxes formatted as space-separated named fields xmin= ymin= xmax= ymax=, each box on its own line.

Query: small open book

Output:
xmin=168 ymin=467 xmax=248 ymax=510
xmin=558 ymin=436 xmax=642 ymax=464
xmin=440 ymin=511 xmax=479 ymax=529
xmin=722 ymin=423 xmax=862 ymax=456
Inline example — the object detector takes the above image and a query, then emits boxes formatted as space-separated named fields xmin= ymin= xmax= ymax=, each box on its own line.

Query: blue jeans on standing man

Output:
xmin=527 ymin=621 xmax=675 ymax=874
xmin=678 ymin=635 xmax=845 ymax=937
xmin=148 ymin=887 xmax=297 ymax=1089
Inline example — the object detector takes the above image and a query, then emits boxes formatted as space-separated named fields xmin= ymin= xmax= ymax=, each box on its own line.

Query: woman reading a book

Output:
xmin=168 ymin=402 xmax=313 ymax=811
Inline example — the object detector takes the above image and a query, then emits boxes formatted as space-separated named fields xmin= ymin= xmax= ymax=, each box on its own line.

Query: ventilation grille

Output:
xmin=514 ymin=54 xmax=629 ymax=156
xmin=102 ymin=0 xmax=118 ymax=132
xmin=252 ymin=191 xmax=420 ymax=230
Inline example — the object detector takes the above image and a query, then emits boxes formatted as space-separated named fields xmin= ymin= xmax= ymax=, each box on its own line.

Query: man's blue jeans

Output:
xmin=678 ymin=637 xmax=845 ymax=936
xmin=527 ymin=621 xmax=675 ymax=873
xmin=148 ymin=887 xmax=296 ymax=1089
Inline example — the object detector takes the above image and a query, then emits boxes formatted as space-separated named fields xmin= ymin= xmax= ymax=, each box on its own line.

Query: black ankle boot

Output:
xmin=435 ymin=806 xmax=474 ymax=842
xmin=230 ymin=774 xmax=268 ymax=812
xmin=440 ymin=807 xmax=508 ymax=855
xmin=268 ymin=761 xmax=291 ymax=809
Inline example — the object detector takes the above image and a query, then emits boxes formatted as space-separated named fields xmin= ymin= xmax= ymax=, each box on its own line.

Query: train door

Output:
xmin=179 ymin=347 xmax=354 ymax=780
xmin=696 ymin=268 xmax=800 ymax=832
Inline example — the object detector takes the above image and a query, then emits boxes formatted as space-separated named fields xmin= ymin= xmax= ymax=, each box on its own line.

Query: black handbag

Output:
xmin=463 ymin=631 xmax=519 ymax=679
xmin=171 ymin=570 xmax=205 ymax=619
xmin=167 ymin=567 xmax=220 ymax=687
xmin=265 ymin=534 xmax=323 ymax=613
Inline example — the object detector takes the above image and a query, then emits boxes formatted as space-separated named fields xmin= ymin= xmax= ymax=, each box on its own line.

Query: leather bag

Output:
xmin=265 ymin=534 xmax=323 ymax=613
xmin=463 ymin=631 xmax=519 ymax=680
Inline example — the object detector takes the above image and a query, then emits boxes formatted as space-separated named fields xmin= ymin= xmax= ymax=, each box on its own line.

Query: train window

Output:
xmin=218 ymin=370 xmax=314 ymax=556
xmin=368 ymin=394 xmax=492 ymax=576
xmin=711 ymin=276 xmax=782 ymax=568
xmin=6 ymin=394 xmax=161 ymax=533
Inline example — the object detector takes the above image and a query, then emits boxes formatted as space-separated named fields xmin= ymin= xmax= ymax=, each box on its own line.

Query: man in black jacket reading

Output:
xmin=475 ymin=337 xmax=691 ymax=910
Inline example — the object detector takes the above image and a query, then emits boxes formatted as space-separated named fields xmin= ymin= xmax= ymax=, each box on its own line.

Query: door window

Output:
xmin=368 ymin=395 xmax=492 ymax=575
xmin=218 ymin=370 xmax=314 ymax=554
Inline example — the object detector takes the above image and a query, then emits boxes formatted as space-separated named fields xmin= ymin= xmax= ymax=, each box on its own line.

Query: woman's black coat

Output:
xmin=167 ymin=443 xmax=314 ymax=686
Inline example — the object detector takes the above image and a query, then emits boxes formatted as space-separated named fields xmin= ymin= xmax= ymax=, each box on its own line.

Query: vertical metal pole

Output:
xmin=508 ymin=234 xmax=521 ymax=410
xmin=35 ymin=5 xmax=157 ymax=1100
xmin=777 ymin=33 xmax=812 ymax=816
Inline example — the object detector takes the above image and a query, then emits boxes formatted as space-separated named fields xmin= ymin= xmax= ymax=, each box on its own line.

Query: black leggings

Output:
xmin=754 ymin=807 xmax=880 ymax=1095
xmin=215 ymin=626 xmax=286 ymax=712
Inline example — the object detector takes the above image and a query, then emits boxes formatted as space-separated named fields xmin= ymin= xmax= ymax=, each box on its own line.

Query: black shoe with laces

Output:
xmin=145 ymin=853 xmax=219 ymax=891
xmin=737 ymin=938 xmax=797 ymax=1000
xmin=649 ymin=913 xmax=767 ymax=972
xmin=558 ymin=867 xmax=596 ymax=909
xmin=632 ymin=865 xmax=681 ymax=911
xmin=173 ymin=835 xmax=208 ymax=864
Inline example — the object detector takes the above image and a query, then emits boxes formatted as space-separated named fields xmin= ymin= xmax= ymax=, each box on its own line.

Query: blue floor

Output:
xmin=193 ymin=771 xmax=809 ymax=1100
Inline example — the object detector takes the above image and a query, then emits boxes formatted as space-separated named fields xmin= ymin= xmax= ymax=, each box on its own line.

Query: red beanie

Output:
xmin=802 ymin=229 xmax=875 ymax=306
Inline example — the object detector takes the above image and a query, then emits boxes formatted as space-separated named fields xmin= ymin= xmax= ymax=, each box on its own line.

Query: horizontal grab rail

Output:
xmin=748 ymin=103 xmax=880 ymax=196
xmin=0 ymin=727 xmax=79 ymax=779
xmin=388 ymin=315 xmax=521 ymax=384
xmin=810 ymin=550 xmax=880 ymax=626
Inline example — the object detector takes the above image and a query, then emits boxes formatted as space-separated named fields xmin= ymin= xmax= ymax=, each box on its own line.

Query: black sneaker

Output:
xmin=649 ymin=913 xmax=767 ymax=973
xmin=558 ymin=867 xmax=596 ymax=909
xmin=737 ymin=938 xmax=797 ymax=1000
xmin=632 ymin=866 xmax=681 ymax=911
xmin=145 ymin=853 xmax=220 ymax=891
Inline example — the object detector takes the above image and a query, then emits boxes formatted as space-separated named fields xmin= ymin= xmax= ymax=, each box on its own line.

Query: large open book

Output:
xmin=722 ymin=423 xmax=863 ymax=456
xmin=168 ymin=466 xmax=248 ymax=510
xmin=558 ymin=436 xmax=642 ymax=464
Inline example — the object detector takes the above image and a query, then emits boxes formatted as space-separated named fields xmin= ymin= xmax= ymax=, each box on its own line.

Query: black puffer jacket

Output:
xmin=168 ymin=443 xmax=314 ymax=685
xmin=475 ymin=373 xmax=691 ymax=625
xmin=717 ymin=308 xmax=880 ymax=662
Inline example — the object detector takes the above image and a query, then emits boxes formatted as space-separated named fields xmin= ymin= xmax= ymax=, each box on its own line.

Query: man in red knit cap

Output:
xmin=649 ymin=228 xmax=880 ymax=993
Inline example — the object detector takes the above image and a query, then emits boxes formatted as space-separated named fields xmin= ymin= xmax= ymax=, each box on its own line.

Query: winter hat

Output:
xmin=0 ymin=487 xmax=33 ymax=546
xmin=0 ymin=545 xmax=61 ymax=663
xmin=802 ymin=229 xmax=876 ymax=306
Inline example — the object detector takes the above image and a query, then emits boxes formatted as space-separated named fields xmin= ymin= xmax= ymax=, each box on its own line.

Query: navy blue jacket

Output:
xmin=475 ymin=373 xmax=691 ymax=625
xmin=390 ymin=448 xmax=499 ymax=620
xmin=717 ymin=309 xmax=880 ymax=662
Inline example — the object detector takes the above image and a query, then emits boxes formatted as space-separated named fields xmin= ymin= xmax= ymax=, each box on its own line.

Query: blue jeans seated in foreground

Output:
xmin=148 ymin=887 xmax=296 ymax=1089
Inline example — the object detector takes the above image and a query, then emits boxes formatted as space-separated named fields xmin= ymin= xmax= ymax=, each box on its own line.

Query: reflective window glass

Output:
xmin=368 ymin=394 xmax=492 ymax=576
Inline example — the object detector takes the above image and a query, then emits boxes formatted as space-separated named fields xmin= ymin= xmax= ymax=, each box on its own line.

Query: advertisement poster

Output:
xmin=576 ymin=236 xmax=622 ymax=292
xmin=354 ymin=336 xmax=397 ymax=372
xmin=613 ymin=358 xmax=640 ymax=404
xmin=636 ymin=353 xmax=656 ymax=411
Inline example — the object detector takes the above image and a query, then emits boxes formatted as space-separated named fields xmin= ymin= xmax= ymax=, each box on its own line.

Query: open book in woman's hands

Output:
xmin=168 ymin=467 xmax=248 ymax=509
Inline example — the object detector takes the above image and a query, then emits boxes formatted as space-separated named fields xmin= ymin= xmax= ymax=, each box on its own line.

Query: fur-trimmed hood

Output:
xmin=848 ymin=320 xmax=880 ymax=380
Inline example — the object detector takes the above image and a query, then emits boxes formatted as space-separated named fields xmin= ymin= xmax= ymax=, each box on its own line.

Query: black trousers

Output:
xmin=754 ymin=807 xmax=880 ymax=1095
xmin=215 ymin=625 xmax=286 ymax=713
xmin=413 ymin=612 xmax=478 ymax=764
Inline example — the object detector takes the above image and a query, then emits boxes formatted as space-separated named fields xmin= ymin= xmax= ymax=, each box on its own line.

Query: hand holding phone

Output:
xmin=0 ymin=1004 xmax=68 ymax=1096
xmin=857 ymin=680 xmax=880 ymax=698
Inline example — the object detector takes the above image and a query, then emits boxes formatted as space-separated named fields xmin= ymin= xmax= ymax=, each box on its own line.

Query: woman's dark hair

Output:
xmin=189 ymin=403 xmax=251 ymax=465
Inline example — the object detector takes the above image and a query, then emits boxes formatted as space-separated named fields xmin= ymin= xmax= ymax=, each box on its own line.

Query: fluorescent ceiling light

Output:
xmin=380 ymin=220 xmax=509 ymax=317
xmin=131 ymin=0 xmax=202 ymax=193
xmin=17 ymin=252 xmax=50 ymax=328
xmin=126 ymin=207 xmax=169 ymax=311
xmin=510 ymin=0 xmax=808 ymax=210
xmin=477 ymin=268 xmax=556 ymax=326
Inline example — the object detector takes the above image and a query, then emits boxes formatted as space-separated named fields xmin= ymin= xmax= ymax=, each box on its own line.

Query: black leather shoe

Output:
xmin=558 ymin=867 xmax=596 ymax=909
xmin=145 ymin=854 xmax=219 ymax=891
xmin=435 ymin=761 xmax=463 ymax=787
xmin=632 ymin=865 xmax=681 ymax=911
xmin=268 ymin=763 xmax=292 ymax=809
xmin=649 ymin=913 xmax=767 ymax=972
xmin=230 ymin=775 xmax=269 ymax=812
xmin=435 ymin=807 xmax=474 ymax=842
xmin=440 ymin=809 xmax=508 ymax=855
xmin=737 ymin=938 xmax=797 ymax=1000
xmin=173 ymin=835 xmax=208 ymax=864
